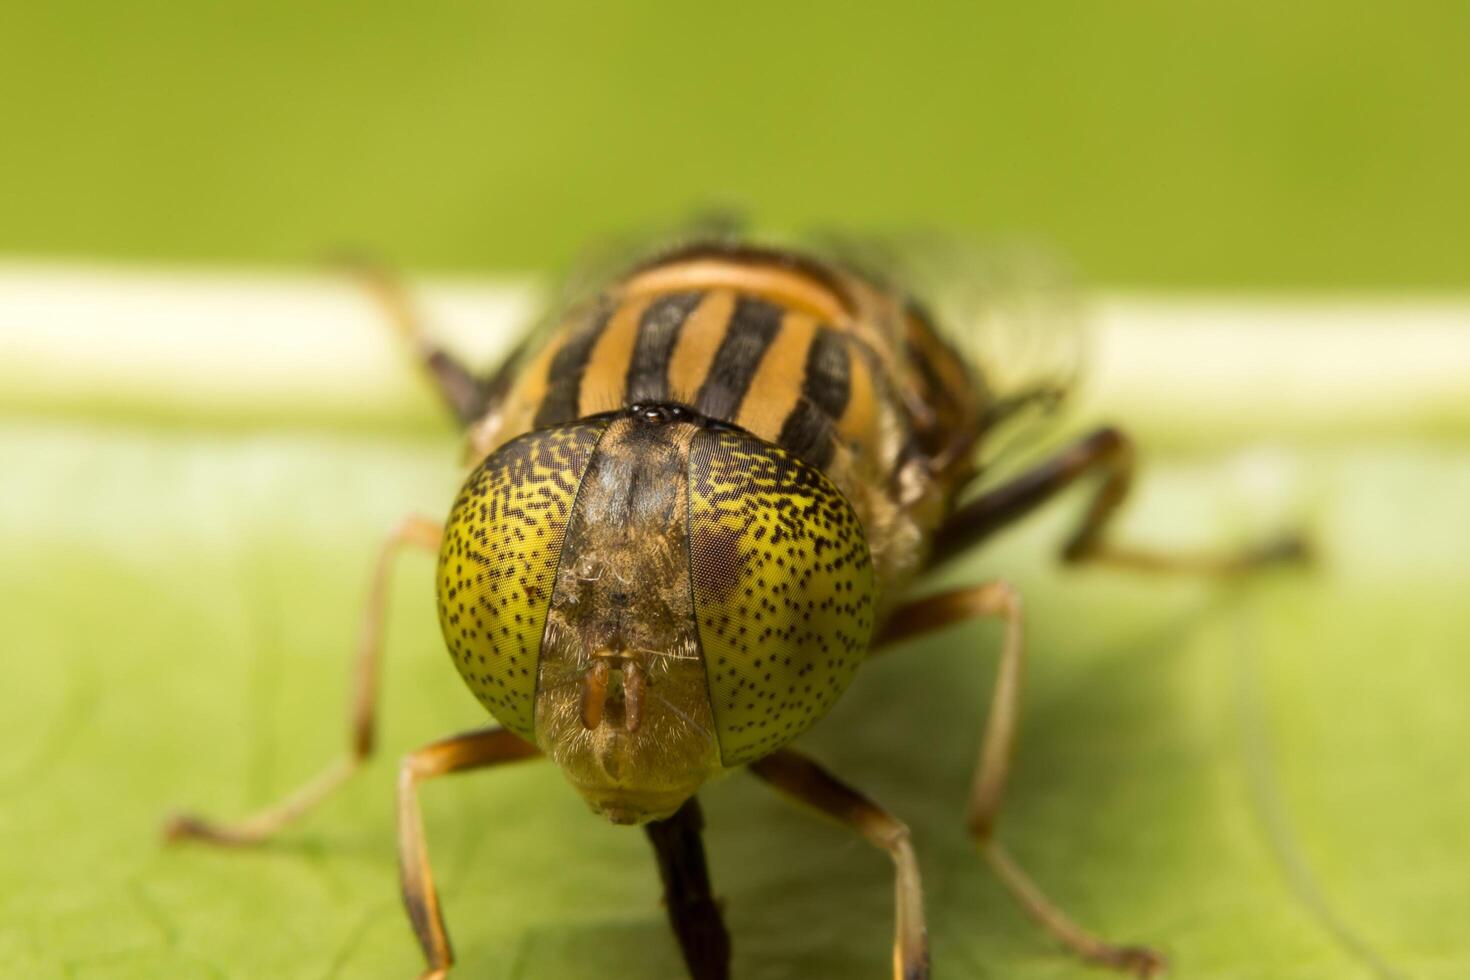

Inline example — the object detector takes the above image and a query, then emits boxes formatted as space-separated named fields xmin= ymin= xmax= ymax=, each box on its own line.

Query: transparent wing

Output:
xmin=814 ymin=232 xmax=1091 ymax=483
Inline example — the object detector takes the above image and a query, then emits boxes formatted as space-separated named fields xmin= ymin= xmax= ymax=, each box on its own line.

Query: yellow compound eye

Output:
xmin=687 ymin=427 xmax=876 ymax=766
xmin=436 ymin=421 xmax=606 ymax=741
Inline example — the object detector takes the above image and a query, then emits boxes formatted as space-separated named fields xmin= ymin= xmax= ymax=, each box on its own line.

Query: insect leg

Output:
xmin=163 ymin=514 xmax=443 ymax=846
xmin=643 ymin=797 xmax=732 ymax=980
xmin=748 ymin=749 xmax=929 ymax=980
xmin=928 ymin=426 xmax=1307 ymax=573
xmin=398 ymin=726 xmax=540 ymax=979
xmin=345 ymin=259 xmax=489 ymax=425
xmin=874 ymin=583 xmax=1165 ymax=978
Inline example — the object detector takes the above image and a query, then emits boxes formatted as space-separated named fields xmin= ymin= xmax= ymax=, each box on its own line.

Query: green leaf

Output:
xmin=3 ymin=414 xmax=1466 ymax=980
xmin=1 ymin=272 xmax=1466 ymax=980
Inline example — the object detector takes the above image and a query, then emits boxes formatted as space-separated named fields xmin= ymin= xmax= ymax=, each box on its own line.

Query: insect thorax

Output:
xmin=466 ymin=246 xmax=984 ymax=610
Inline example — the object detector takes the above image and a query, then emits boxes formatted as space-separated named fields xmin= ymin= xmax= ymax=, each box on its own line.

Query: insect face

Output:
xmin=437 ymin=406 xmax=876 ymax=824
xmin=536 ymin=415 xmax=720 ymax=824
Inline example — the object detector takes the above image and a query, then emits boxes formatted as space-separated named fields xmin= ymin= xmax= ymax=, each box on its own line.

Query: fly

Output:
xmin=165 ymin=232 xmax=1306 ymax=979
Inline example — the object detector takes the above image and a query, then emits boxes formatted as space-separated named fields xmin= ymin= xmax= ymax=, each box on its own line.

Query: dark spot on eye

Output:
xmin=691 ymin=522 xmax=744 ymax=602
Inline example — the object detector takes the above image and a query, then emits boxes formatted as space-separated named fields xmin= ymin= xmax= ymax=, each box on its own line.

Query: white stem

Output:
xmin=1 ymin=262 xmax=1466 ymax=437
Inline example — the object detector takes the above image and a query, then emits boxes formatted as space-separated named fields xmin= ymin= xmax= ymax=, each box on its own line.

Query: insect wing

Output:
xmin=821 ymin=233 xmax=1090 ymax=482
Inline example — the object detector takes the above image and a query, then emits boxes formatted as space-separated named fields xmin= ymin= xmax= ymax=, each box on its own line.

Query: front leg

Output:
xmin=343 ymin=258 xmax=495 ymax=425
xmin=876 ymin=583 xmax=1166 ymax=977
xmin=749 ymin=749 xmax=929 ymax=980
xmin=165 ymin=514 xmax=443 ymax=845
xmin=397 ymin=727 xmax=540 ymax=979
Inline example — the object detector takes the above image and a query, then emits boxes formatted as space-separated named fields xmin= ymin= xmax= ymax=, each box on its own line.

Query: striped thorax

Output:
xmin=438 ymin=243 xmax=982 ymax=822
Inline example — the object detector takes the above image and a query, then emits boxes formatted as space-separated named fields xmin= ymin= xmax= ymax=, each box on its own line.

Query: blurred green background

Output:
xmin=3 ymin=4 xmax=1469 ymax=980
xmin=2 ymin=0 xmax=1468 ymax=286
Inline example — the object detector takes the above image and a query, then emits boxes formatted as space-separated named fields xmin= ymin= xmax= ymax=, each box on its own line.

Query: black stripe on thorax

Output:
xmin=777 ymin=326 xmax=851 ymax=470
xmin=624 ymin=290 xmax=703 ymax=405
xmin=534 ymin=305 xmax=614 ymax=429
xmin=692 ymin=295 xmax=784 ymax=421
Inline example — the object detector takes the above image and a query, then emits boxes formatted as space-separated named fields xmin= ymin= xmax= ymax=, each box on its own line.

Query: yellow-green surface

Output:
xmin=2 ymin=1 xmax=1468 ymax=288
xmin=2 ymin=3 xmax=1468 ymax=974
xmin=2 ymin=412 xmax=1466 ymax=978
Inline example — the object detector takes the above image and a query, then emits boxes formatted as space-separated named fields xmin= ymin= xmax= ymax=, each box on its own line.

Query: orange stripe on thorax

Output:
xmin=465 ymin=333 xmax=561 ymax=460
xmin=665 ymin=289 xmax=737 ymax=405
xmin=837 ymin=344 xmax=880 ymax=462
xmin=624 ymin=258 xmax=851 ymax=325
xmin=734 ymin=310 xmax=819 ymax=443
xmin=576 ymin=294 xmax=652 ymax=417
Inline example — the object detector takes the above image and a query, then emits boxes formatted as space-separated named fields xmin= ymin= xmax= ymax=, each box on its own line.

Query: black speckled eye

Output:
xmin=436 ymin=421 xmax=606 ymax=740
xmin=686 ymin=426 xmax=876 ymax=766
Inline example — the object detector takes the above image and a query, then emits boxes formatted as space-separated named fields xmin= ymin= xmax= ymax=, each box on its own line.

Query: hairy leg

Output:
xmin=874 ymin=583 xmax=1166 ymax=977
xmin=164 ymin=514 xmax=442 ymax=845
xmin=345 ymin=259 xmax=489 ymax=425
xmin=930 ymin=426 xmax=1306 ymax=574
xmin=749 ymin=749 xmax=929 ymax=980
xmin=397 ymin=727 xmax=540 ymax=979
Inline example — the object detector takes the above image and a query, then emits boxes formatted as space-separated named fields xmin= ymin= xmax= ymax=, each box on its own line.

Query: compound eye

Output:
xmin=686 ymin=427 xmax=876 ymax=766
xmin=436 ymin=421 xmax=606 ymax=741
